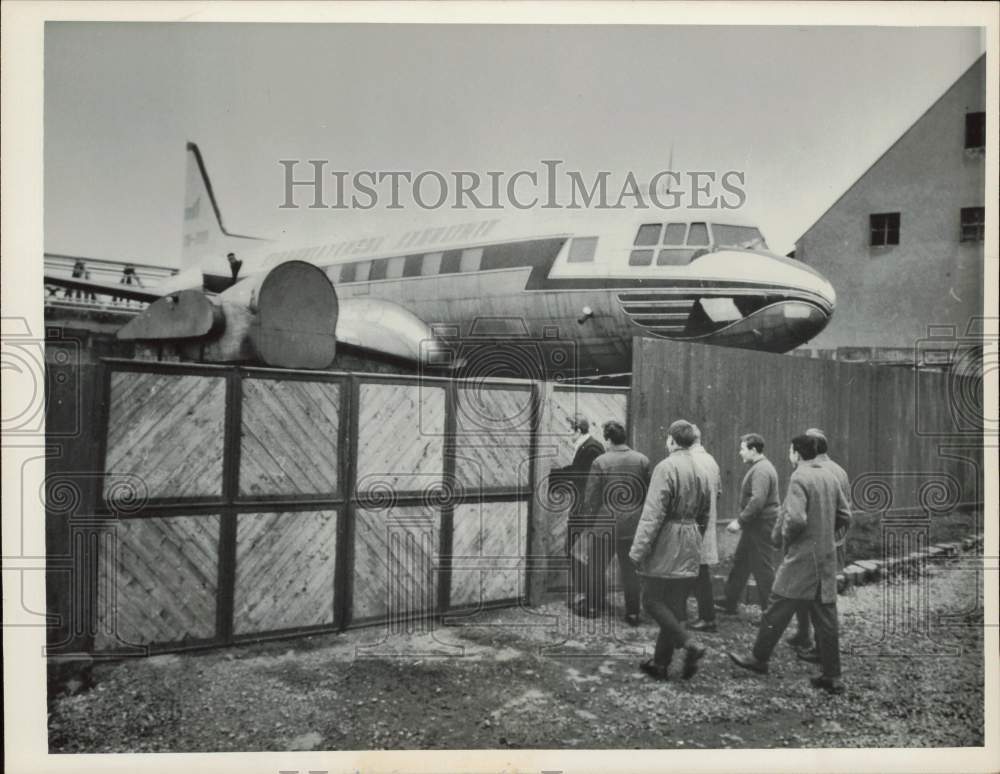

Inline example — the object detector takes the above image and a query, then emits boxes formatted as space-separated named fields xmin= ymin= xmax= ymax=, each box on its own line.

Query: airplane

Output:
xmin=43 ymin=143 xmax=837 ymax=378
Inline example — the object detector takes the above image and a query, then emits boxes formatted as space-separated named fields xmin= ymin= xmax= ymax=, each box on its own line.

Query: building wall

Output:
xmin=796 ymin=56 xmax=985 ymax=350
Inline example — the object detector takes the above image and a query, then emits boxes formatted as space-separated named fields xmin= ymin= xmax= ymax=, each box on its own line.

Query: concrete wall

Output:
xmin=795 ymin=56 xmax=986 ymax=350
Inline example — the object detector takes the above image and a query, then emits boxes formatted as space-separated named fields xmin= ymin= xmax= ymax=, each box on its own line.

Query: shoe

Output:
xmin=810 ymin=676 xmax=845 ymax=695
xmin=687 ymin=619 xmax=718 ymax=632
xmin=714 ymin=601 xmax=738 ymax=615
xmin=796 ymin=647 xmax=821 ymax=664
xmin=681 ymin=644 xmax=707 ymax=679
xmin=624 ymin=614 xmax=641 ymax=627
xmin=787 ymin=633 xmax=813 ymax=650
xmin=727 ymin=651 xmax=768 ymax=674
xmin=638 ymin=659 xmax=670 ymax=681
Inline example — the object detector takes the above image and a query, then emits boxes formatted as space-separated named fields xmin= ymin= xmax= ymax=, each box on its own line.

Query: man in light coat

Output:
xmin=581 ymin=420 xmax=651 ymax=624
xmin=715 ymin=433 xmax=780 ymax=613
xmin=629 ymin=419 xmax=712 ymax=680
xmin=687 ymin=425 xmax=722 ymax=632
xmin=789 ymin=427 xmax=852 ymax=657
xmin=728 ymin=434 xmax=852 ymax=694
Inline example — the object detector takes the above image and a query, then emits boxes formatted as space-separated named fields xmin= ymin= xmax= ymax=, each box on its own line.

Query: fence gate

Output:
xmin=90 ymin=360 xmax=540 ymax=654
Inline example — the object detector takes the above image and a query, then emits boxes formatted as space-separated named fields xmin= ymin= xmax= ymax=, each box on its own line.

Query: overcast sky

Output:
xmin=44 ymin=23 xmax=985 ymax=263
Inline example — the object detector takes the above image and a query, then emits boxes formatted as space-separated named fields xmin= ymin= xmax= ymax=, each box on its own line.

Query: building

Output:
xmin=793 ymin=54 xmax=986 ymax=367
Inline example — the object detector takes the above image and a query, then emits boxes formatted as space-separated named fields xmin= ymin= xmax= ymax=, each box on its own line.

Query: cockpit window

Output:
xmin=629 ymin=249 xmax=654 ymax=266
xmin=657 ymin=248 xmax=695 ymax=266
xmin=712 ymin=224 xmax=768 ymax=250
xmin=634 ymin=223 xmax=662 ymax=246
xmin=568 ymin=237 xmax=598 ymax=263
xmin=663 ymin=223 xmax=687 ymax=245
xmin=687 ymin=222 xmax=709 ymax=246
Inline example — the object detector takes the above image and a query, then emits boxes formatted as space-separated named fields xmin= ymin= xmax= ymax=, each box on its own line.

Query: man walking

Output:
xmin=629 ymin=420 xmax=711 ymax=680
xmin=552 ymin=415 xmax=607 ymax=617
xmin=715 ymin=433 xmax=779 ymax=615
xmin=688 ymin=425 xmax=722 ymax=632
xmin=728 ymin=434 xmax=852 ymax=694
xmin=581 ymin=420 xmax=651 ymax=624
xmin=789 ymin=427 xmax=851 ymax=657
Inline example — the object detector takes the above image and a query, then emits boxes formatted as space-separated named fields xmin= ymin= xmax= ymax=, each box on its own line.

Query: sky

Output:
xmin=43 ymin=22 xmax=986 ymax=264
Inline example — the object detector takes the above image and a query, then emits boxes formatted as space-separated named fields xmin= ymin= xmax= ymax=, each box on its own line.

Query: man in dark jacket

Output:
xmin=715 ymin=433 xmax=780 ymax=613
xmin=789 ymin=427 xmax=851 ymax=657
xmin=728 ymin=434 xmax=852 ymax=694
xmin=551 ymin=414 xmax=606 ymax=616
xmin=629 ymin=419 xmax=711 ymax=680
xmin=581 ymin=420 xmax=651 ymax=624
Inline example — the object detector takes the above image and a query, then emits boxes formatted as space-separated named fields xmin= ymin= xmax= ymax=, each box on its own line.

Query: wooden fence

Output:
xmin=63 ymin=361 xmax=558 ymax=654
xmin=630 ymin=337 xmax=984 ymax=525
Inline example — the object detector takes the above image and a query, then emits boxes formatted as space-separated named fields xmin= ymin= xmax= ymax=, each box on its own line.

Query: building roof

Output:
xmin=794 ymin=53 xmax=986 ymax=246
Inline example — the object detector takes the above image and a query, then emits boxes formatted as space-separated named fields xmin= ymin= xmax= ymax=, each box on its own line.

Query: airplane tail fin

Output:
xmin=182 ymin=142 xmax=266 ymax=274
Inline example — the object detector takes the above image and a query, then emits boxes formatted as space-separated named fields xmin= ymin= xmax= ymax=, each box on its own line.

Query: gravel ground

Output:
xmin=48 ymin=558 xmax=984 ymax=752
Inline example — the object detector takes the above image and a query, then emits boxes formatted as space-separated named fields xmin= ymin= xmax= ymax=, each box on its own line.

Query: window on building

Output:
xmin=339 ymin=262 xmax=356 ymax=283
xmin=965 ymin=112 xmax=986 ymax=149
xmin=629 ymin=249 xmax=654 ymax=266
xmin=568 ymin=237 xmax=598 ymax=263
xmin=960 ymin=207 xmax=985 ymax=242
xmin=687 ymin=222 xmax=709 ymax=246
xmin=634 ymin=224 xmax=662 ymax=246
xmin=870 ymin=212 xmax=900 ymax=247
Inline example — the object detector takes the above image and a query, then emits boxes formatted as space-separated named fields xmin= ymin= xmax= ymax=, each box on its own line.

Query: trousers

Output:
xmin=690 ymin=563 xmax=716 ymax=622
xmin=642 ymin=576 xmax=694 ymax=666
xmin=723 ymin=525 xmax=776 ymax=609
xmin=753 ymin=592 xmax=842 ymax=679
xmin=570 ymin=527 xmax=641 ymax=617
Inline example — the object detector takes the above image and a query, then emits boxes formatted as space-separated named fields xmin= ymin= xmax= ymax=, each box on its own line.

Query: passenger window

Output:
xmin=460 ymin=247 xmax=483 ymax=272
xmin=403 ymin=254 xmax=423 ymax=277
xmin=687 ymin=222 xmax=709 ymax=246
xmin=339 ymin=263 xmax=356 ymax=283
xmin=663 ymin=223 xmax=687 ymax=245
xmin=568 ymin=237 xmax=598 ymax=263
xmin=385 ymin=256 xmax=406 ymax=279
xmin=629 ymin=249 xmax=654 ymax=266
xmin=657 ymin=249 xmax=695 ymax=266
xmin=634 ymin=224 xmax=662 ymax=246
xmin=368 ymin=258 xmax=388 ymax=281
xmin=422 ymin=252 xmax=442 ymax=275
xmin=354 ymin=261 xmax=372 ymax=282
xmin=440 ymin=250 xmax=462 ymax=274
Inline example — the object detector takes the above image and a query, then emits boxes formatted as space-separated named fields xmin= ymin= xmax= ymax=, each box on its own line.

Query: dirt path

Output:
xmin=49 ymin=559 xmax=984 ymax=752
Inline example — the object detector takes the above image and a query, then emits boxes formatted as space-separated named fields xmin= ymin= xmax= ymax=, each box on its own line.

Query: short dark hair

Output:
xmin=805 ymin=427 xmax=829 ymax=455
xmin=740 ymin=433 xmax=765 ymax=453
xmin=667 ymin=419 xmax=697 ymax=449
xmin=791 ymin=434 xmax=819 ymax=460
xmin=603 ymin=420 xmax=627 ymax=445
xmin=570 ymin=414 xmax=589 ymax=434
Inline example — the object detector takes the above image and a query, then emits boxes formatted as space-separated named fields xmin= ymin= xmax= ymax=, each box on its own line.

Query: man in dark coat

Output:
xmin=581 ymin=420 xmax=651 ymax=623
xmin=715 ymin=433 xmax=780 ymax=613
xmin=550 ymin=414 xmax=606 ymax=616
xmin=789 ymin=427 xmax=851 ymax=657
xmin=629 ymin=419 xmax=711 ymax=680
xmin=728 ymin=434 xmax=852 ymax=694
